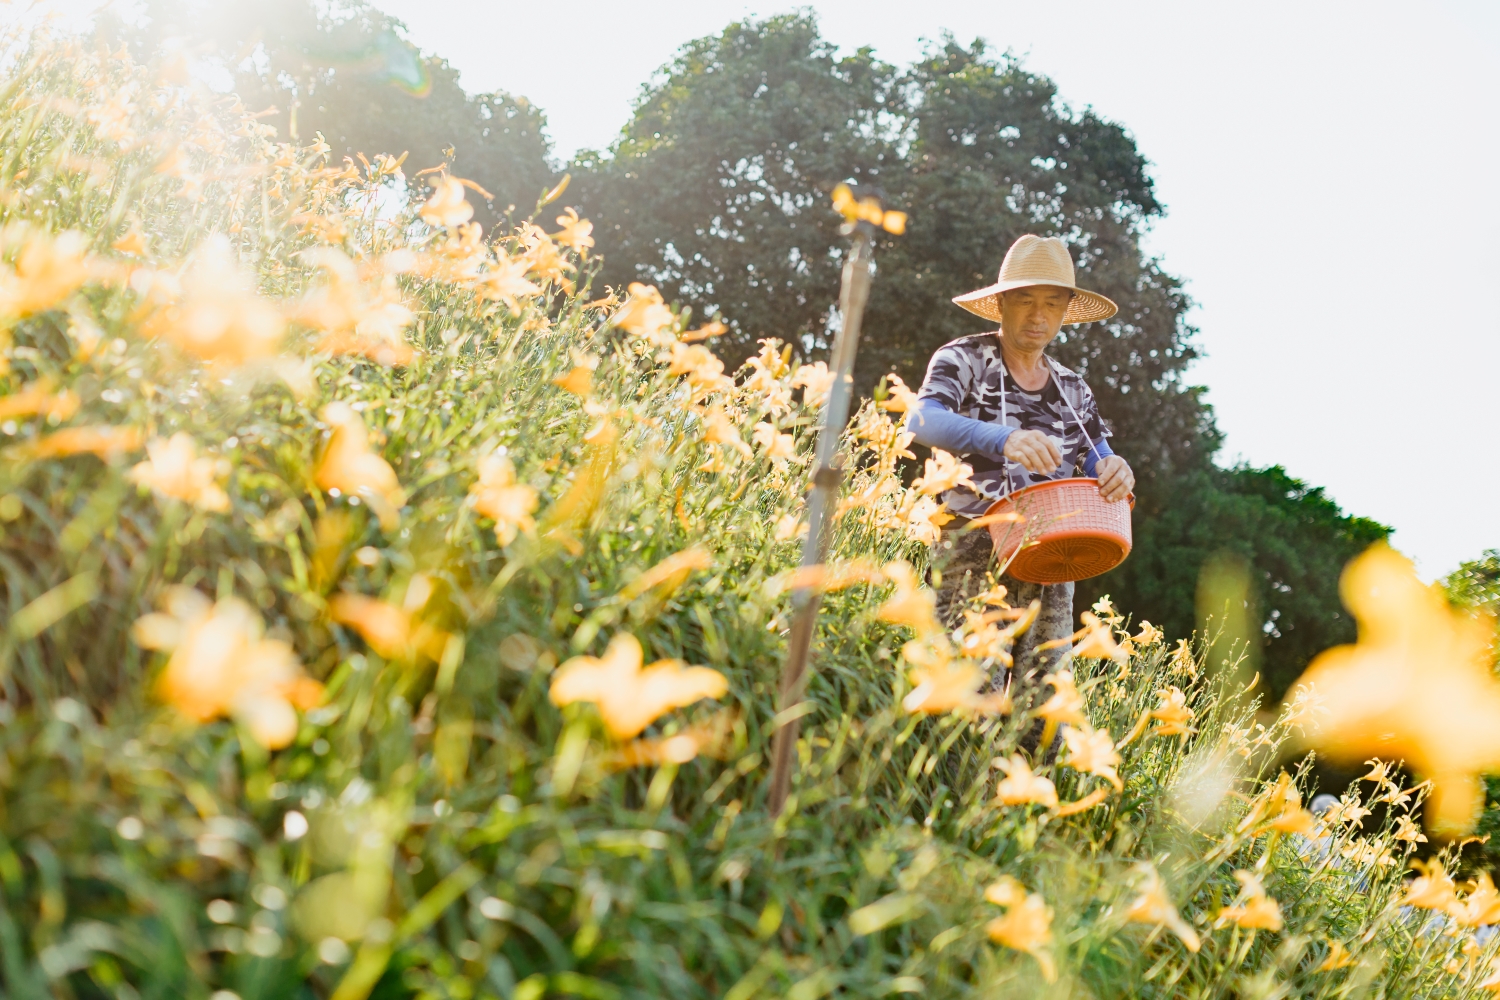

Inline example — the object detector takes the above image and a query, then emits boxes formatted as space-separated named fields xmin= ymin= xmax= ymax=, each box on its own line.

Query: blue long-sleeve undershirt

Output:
xmin=906 ymin=397 xmax=1114 ymax=476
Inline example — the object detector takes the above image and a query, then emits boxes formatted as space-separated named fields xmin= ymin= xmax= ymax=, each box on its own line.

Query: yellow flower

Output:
xmin=329 ymin=590 xmax=450 ymax=663
xmin=878 ymin=373 xmax=920 ymax=413
xmin=468 ymin=451 xmax=538 ymax=545
xmin=549 ymin=633 xmax=728 ymax=740
xmin=0 ymin=228 xmax=91 ymax=319
xmin=553 ymin=366 xmax=593 ymax=396
xmin=476 ymin=254 xmax=543 ymax=314
xmin=1168 ymin=638 xmax=1197 ymax=676
xmin=611 ymin=712 xmax=735 ymax=769
xmin=903 ymin=494 xmax=953 ymax=545
xmin=134 ymin=588 xmax=321 ymax=749
xmin=0 ymin=379 xmax=79 ymax=421
xmin=1054 ymin=786 xmax=1112 ymax=816
xmin=1062 ymin=725 xmax=1122 ymax=790
xmin=910 ymin=449 xmax=975 ymax=496
xmin=663 ymin=342 xmax=731 ymax=396
xmin=1124 ymin=864 xmax=1200 ymax=952
xmin=1215 ymin=871 xmax=1283 ymax=932
xmin=1134 ymin=620 xmax=1164 ymax=647
xmin=129 ymin=433 xmax=229 ymax=512
xmin=15 ymin=424 xmax=143 ymax=459
xmin=420 ymin=175 xmax=473 ymax=228
xmin=790 ymin=361 xmax=836 ymax=408
xmin=699 ymin=406 xmax=752 ymax=459
xmin=902 ymin=655 xmax=1007 ymax=716
xmin=1398 ymin=858 xmax=1457 ymax=911
xmin=878 ymin=560 xmax=941 ymax=635
xmin=985 ymin=886 xmax=1056 ymax=983
xmin=315 ymin=403 xmax=405 ymax=527
xmin=293 ymin=248 xmax=415 ymax=366
xmin=551 ymin=207 xmax=594 ymax=253
xmin=1316 ymin=940 xmax=1356 ymax=972
xmin=1036 ymin=670 xmax=1088 ymax=727
xmin=618 ymin=547 xmax=713 ymax=602
xmin=984 ymin=876 xmax=1027 ymax=907
xmin=111 ymin=227 xmax=148 ymax=257
xmin=1072 ymin=611 xmax=1128 ymax=663
xmin=752 ymin=421 xmax=796 ymax=462
xmin=1289 ymin=544 xmax=1500 ymax=834
xmin=1149 ymin=687 xmax=1196 ymax=736
xmin=612 ymin=283 xmax=676 ymax=345
xmin=995 ymin=754 xmax=1058 ymax=808
xmin=1453 ymin=872 xmax=1500 ymax=926
xmin=141 ymin=236 xmax=284 ymax=365
xmin=1393 ymin=815 xmax=1427 ymax=845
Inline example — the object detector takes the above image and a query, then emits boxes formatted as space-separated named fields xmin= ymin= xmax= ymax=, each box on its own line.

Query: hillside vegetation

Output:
xmin=0 ymin=32 xmax=1494 ymax=1000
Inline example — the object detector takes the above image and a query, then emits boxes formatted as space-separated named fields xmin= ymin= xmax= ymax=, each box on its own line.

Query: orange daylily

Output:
xmin=1124 ymin=863 xmax=1200 ymax=952
xmin=1149 ymin=687 xmax=1196 ymax=736
xmin=329 ymin=590 xmax=449 ymax=663
xmin=612 ymin=283 xmax=676 ymax=345
xmin=878 ymin=561 xmax=941 ymax=636
xmin=551 ymin=207 xmax=594 ymax=253
xmin=0 ymin=228 xmax=91 ymax=319
xmin=984 ymin=880 xmax=1057 ymax=982
xmin=129 ymin=433 xmax=229 ymax=512
xmin=1036 ymin=670 xmax=1088 ymax=727
xmin=468 ymin=451 xmax=538 ymax=545
xmin=789 ymin=361 xmax=835 ymax=408
xmin=549 ymin=632 xmax=728 ymax=740
xmin=420 ymin=175 xmax=473 ymax=228
xmin=315 ymin=402 xmax=404 ymax=527
xmin=134 ymin=588 xmax=322 ymax=749
xmin=1214 ymin=871 xmax=1284 ymax=932
xmin=140 ymin=236 xmax=285 ymax=365
xmin=15 ymin=424 xmax=143 ymax=459
xmin=1288 ymin=544 xmax=1500 ymax=834
xmin=1062 ymin=725 xmax=1122 ymax=790
xmin=910 ymin=449 xmax=975 ymax=496
xmin=995 ymin=754 xmax=1058 ymax=808
xmin=1072 ymin=611 xmax=1128 ymax=663
xmin=0 ymin=380 xmax=79 ymax=421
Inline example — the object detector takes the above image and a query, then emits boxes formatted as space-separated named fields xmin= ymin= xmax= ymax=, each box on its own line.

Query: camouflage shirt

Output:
xmin=914 ymin=332 xmax=1110 ymax=518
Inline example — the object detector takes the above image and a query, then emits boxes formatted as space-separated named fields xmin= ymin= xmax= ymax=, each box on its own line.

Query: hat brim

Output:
xmin=952 ymin=278 xmax=1118 ymax=325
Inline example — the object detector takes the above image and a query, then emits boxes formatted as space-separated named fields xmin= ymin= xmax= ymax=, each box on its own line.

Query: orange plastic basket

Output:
xmin=983 ymin=478 xmax=1134 ymax=584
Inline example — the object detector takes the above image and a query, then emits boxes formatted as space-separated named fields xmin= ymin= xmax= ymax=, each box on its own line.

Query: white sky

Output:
xmin=17 ymin=0 xmax=1500 ymax=577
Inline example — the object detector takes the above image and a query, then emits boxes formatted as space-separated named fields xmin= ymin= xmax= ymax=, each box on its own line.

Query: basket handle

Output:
xmin=994 ymin=358 xmax=1106 ymax=496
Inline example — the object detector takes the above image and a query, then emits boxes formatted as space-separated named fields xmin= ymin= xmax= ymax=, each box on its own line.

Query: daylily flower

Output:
xmin=1062 ymin=725 xmax=1122 ymax=790
xmin=1398 ymin=859 xmax=1457 ymax=911
xmin=1036 ymin=670 xmax=1087 ymax=727
xmin=1150 ymin=687 xmax=1196 ymax=736
xmin=551 ymin=207 xmax=594 ymax=253
xmin=995 ymin=754 xmax=1058 ymax=808
xmin=1452 ymin=872 xmax=1500 ymax=926
xmin=910 ymin=449 xmax=975 ymax=496
xmin=879 ymin=373 xmax=919 ymax=413
xmin=15 ymin=424 xmax=143 ymax=459
xmin=316 ymin=402 xmax=404 ymax=527
xmin=420 ymin=175 xmax=472 ymax=228
xmin=549 ymin=632 xmax=728 ymax=740
xmin=773 ymin=514 xmax=805 ymax=541
xmin=790 ymin=361 xmax=836 ymax=408
xmin=0 ymin=380 xmax=79 ymax=421
xmin=1124 ymin=864 xmax=1200 ymax=952
xmin=476 ymin=255 xmax=543 ymax=314
xmin=663 ymin=342 xmax=731 ymax=396
xmin=878 ymin=561 xmax=940 ymax=635
xmin=612 ymin=283 xmax=676 ymax=345
xmin=1134 ymin=621 xmax=1164 ymax=647
xmin=129 ymin=433 xmax=229 ymax=511
xmin=134 ymin=588 xmax=322 ymax=748
xmin=0 ymin=228 xmax=91 ymax=319
xmin=1054 ymin=786 xmax=1112 ymax=817
xmin=1215 ymin=871 xmax=1283 ymax=932
xmin=329 ymin=590 xmax=449 ymax=663
xmin=553 ymin=366 xmax=593 ymax=396
xmin=752 ymin=422 xmax=796 ymax=462
xmin=984 ymin=882 xmax=1057 ymax=982
xmin=141 ymin=236 xmax=285 ymax=365
xmin=1073 ymin=612 xmax=1128 ymax=663
xmin=902 ymin=655 xmax=1008 ymax=716
xmin=111 ymin=227 xmax=148 ymax=257
xmin=468 ymin=451 xmax=538 ymax=545
xmin=1289 ymin=544 xmax=1500 ymax=834
xmin=1393 ymin=815 xmax=1427 ymax=845
xmin=293 ymin=247 xmax=415 ymax=366
xmin=700 ymin=407 xmax=752 ymax=459
xmin=903 ymin=495 xmax=953 ymax=545
xmin=618 ymin=547 xmax=712 ymax=602
xmin=1316 ymin=940 xmax=1356 ymax=972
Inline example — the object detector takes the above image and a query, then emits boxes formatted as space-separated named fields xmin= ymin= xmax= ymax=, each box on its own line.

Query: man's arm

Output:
xmin=905 ymin=397 xmax=1012 ymax=459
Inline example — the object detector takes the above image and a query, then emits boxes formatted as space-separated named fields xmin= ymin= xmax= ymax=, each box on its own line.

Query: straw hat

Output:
xmin=952 ymin=235 xmax=1118 ymax=325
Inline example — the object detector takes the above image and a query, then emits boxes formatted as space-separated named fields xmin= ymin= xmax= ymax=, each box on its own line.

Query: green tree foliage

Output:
xmin=1446 ymin=549 xmax=1500 ymax=615
xmin=106 ymin=0 xmax=556 ymax=223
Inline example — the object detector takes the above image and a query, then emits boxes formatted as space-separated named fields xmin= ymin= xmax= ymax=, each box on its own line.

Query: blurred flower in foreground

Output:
xmin=1149 ymin=687 xmax=1196 ymax=737
xmin=1124 ymin=864 xmax=1200 ymax=952
xmin=1289 ymin=544 xmax=1500 ymax=834
xmin=0 ymin=227 xmax=90 ymax=321
xmin=1036 ymin=670 xmax=1087 ymax=727
xmin=878 ymin=373 xmax=919 ymax=413
xmin=1062 ymin=725 xmax=1122 ymax=790
xmin=983 ymin=876 xmax=1056 ymax=982
xmin=420 ymin=174 xmax=472 ymax=229
xmin=612 ymin=283 xmax=676 ymax=346
xmin=1398 ymin=859 xmax=1457 ymax=911
xmin=901 ymin=653 xmax=1009 ymax=717
xmin=129 ymin=433 xmax=229 ymax=511
xmin=316 ymin=402 xmax=405 ymax=528
xmin=902 ymin=495 xmax=953 ymax=545
xmin=995 ymin=754 xmax=1058 ymax=808
xmin=878 ymin=560 xmax=941 ymax=635
xmin=1214 ymin=870 xmax=1283 ymax=931
xmin=134 ymin=588 xmax=322 ymax=748
xmin=293 ymin=247 xmax=415 ymax=366
xmin=329 ymin=591 xmax=449 ymax=663
xmin=1072 ymin=612 xmax=1128 ymax=663
xmin=141 ymin=236 xmax=284 ymax=365
xmin=14 ymin=424 xmax=143 ymax=459
xmin=0 ymin=379 xmax=79 ymax=421
xmin=468 ymin=451 xmax=537 ymax=545
xmin=910 ymin=449 xmax=974 ymax=496
xmin=549 ymin=633 xmax=728 ymax=739
xmin=790 ymin=361 xmax=835 ymax=408
xmin=1316 ymin=940 xmax=1356 ymax=972
xmin=752 ymin=422 xmax=796 ymax=463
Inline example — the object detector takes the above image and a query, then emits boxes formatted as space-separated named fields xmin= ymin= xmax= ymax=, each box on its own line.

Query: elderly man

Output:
xmin=906 ymin=234 xmax=1134 ymax=673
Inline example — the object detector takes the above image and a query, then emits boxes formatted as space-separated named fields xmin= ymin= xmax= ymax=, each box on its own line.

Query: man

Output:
xmin=906 ymin=234 xmax=1134 ymax=674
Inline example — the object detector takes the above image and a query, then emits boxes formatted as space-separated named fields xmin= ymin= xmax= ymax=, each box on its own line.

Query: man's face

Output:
xmin=998 ymin=285 xmax=1073 ymax=351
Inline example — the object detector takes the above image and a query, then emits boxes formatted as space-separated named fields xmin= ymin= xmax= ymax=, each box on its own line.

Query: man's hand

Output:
xmin=1002 ymin=429 xmax=1063 ymax=474
xmin=1096 ymin=455 xmax=1134 ymax=502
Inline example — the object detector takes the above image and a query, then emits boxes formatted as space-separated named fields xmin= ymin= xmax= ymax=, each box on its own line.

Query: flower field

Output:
xmin=2 ymin=32 xmax=1499 ymax=1000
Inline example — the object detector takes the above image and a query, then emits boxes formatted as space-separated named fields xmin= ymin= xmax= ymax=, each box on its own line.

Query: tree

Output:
xmin=103 ymin=0 xmax=555 ymax=225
